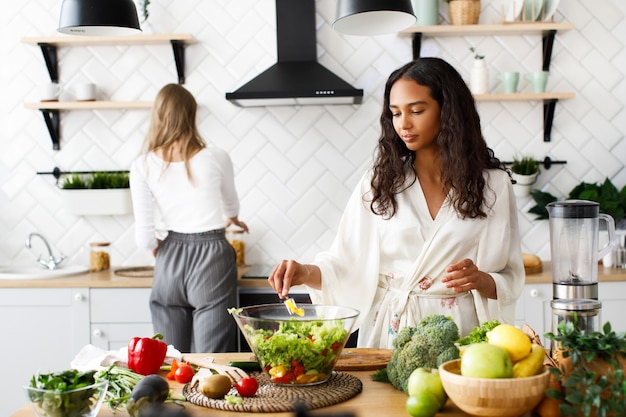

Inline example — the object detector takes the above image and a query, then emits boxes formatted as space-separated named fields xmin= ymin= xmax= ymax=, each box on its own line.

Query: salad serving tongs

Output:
xmin=185 ymin=356 xmax=249 ymax=385
xmin=284 ymin=297 xmax=304 ymax=316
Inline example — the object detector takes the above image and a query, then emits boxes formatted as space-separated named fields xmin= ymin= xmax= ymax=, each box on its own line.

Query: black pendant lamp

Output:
xmin=58 ymin=0 xmax=142 ymax=36
xmin=333 ymin=0 xmax=416 ymax=36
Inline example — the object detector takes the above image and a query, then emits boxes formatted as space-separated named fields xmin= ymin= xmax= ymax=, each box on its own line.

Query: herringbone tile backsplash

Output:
xmin=1 ymin=0 xmax=624 ymax=268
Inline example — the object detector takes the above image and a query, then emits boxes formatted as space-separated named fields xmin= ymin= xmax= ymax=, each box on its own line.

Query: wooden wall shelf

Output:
xmin=22 ymin=34 xmax=194 ymax=149
xmin=401 ymin=23 xmax=575 ymax=141
xmin=25 ymin=101 xmax=153 ymax=110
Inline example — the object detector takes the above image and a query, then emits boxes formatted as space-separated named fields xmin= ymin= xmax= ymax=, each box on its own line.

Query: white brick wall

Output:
xmin=0 ymin=0 xmax=624 ymax=268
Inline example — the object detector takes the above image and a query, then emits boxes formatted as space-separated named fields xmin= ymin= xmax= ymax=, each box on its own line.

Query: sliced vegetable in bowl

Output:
xmin=229 ymin=304 xmax=359 ymax=386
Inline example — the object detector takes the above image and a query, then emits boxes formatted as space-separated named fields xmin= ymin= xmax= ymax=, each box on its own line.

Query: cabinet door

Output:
xmin=598 ymin=282 xmax=626 ymax=332
xmin=90 ymin=323 xmax=155 ymax=350
xmin=89 ymin=288 xmax=153 ymax=350
xmin=90 ymin=288 xmax=151 ymax=323
xmin=0 ymin=288 xmax=89 ymax=417
xmin=520 ymin=283 xmax=553 ymax=345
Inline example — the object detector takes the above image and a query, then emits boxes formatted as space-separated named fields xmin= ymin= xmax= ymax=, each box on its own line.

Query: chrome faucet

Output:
xmin=25 ymin=233 xmax=66 ymax=270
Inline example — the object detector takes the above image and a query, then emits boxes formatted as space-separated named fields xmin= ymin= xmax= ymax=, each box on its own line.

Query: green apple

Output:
xmin=406 ymin=391 xmax=440 ymax=417
xmin=407 ymin=368 xmax=447 ymax=409
xmin=461 ymin=343 xmax=513 ymax=378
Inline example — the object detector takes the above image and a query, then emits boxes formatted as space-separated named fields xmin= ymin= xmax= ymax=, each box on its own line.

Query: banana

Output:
xmin=512 ymin=343 xmax=545 ymax=378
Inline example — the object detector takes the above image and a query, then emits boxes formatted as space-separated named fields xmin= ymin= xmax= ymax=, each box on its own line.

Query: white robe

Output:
xmin=308 ymin=168 xmax=525 ymax=349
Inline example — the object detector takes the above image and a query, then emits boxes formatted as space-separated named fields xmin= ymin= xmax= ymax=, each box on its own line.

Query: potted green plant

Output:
xmin=510 ymin=156 xmax=539 ymax=198
xmin=545 ymin=316 xmax=626 ymax=417
xmin=59 ymin=172 xmax=132 ymax=216
xmin=528 ymin=178 xmax=626 ymax=225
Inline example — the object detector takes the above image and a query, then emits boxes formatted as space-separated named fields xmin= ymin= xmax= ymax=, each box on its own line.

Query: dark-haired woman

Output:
xmin=268 ymin=58 xmax=524 ymax=348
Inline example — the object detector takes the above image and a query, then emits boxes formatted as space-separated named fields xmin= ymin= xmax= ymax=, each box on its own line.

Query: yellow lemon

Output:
xmin=486 ymin=324 xmax=532 ymax=362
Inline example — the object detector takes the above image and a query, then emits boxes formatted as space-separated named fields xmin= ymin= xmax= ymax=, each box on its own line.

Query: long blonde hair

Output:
xmin=144 ymin=83 xmax=205 ymax=180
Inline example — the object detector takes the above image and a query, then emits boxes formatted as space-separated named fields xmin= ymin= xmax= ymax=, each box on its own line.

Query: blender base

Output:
xmin=553 ymin=283 xmax=598 ymax=300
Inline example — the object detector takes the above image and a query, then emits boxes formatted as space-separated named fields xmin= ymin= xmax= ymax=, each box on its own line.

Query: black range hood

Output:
xmin=225 ymin=0 xmax=363 ymax=107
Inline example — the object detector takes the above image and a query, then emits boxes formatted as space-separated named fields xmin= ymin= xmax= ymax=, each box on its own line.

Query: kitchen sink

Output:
xmin=0 ymin=264 xmax=89 ymax=280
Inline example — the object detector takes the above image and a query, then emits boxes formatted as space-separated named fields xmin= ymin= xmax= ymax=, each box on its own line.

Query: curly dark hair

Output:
xmin=370 ymin=57 xmax=504 ymax=219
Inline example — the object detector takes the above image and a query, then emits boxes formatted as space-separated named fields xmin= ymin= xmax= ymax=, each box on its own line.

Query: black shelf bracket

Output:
xmin=171 ymin=40 xmax=186 ymax=84
xmin=37 ymin=167 xmax=130 ymax=184
xmin=412 ymin=32 xmax=422 ymax=60
xmin=39 ymin=109 xmax=60 ymax=150
xmin=542 ymin=30 xmax=557 ymax=71
xmin=38 ymin=43 xmax=59 ymax=82
xmin=543 ymin=98 xmax=558 ymax=142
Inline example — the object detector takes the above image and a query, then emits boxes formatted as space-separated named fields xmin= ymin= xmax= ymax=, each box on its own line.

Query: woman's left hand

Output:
xmin=226 ymin=217 xmax=249 ymax=233
xmin=441 ymin=258 xmax=496 ymax=299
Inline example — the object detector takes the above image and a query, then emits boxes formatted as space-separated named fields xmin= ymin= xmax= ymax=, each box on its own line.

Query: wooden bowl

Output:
xmin=439 ymin=359 xmax=550 ymax=417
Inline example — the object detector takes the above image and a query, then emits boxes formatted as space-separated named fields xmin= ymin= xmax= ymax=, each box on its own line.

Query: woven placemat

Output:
xmin=183 ymin=371 xmax=362 ymax=413
xmin=114 ymin=266 xmax=154 ymax=278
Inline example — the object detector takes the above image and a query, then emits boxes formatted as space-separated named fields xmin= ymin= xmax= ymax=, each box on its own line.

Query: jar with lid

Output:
xmin=226 ymin=228 xmax=246 ymax=266
xmin=89 ymin=242 xmax=111 ymax=272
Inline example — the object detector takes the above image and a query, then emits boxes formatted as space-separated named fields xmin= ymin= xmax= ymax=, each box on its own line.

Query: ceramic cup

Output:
xmin=41 ymin=83 xmax=62 ymax=101
xmin=525 ymin=71 xmax=549 ymax=93
xmin=412 ymin=0 xmax=439 ymax=25
xmin=74 ymin=83 xmax=96 ymax=101
xmin=500 ymin=71 xmax=520 ymax=94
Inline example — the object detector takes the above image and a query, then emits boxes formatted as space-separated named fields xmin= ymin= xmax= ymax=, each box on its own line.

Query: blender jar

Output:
xmin=547 ymin=200 xmax=615 ymax=299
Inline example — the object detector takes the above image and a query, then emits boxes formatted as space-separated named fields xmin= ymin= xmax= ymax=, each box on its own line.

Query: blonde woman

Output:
xmin=130 ymin=84 xmax=248 ymax=353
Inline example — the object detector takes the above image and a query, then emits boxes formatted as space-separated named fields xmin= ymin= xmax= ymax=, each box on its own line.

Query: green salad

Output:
xmin=26 ymin=369 xmax=104 ymax=417
xmin=244 ymin=318 xmax=348 ymax=385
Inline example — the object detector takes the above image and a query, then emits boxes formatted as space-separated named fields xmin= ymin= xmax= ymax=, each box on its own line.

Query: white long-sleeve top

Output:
xmin=130 ymin=146 xmax=240 ymax=250
xmin=308 ymin=168 xmax=525 ymax=348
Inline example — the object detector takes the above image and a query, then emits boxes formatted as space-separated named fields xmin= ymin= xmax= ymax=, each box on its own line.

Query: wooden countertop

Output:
xmin=9 ymin=352 xmax=483 ymax=417
xmin=0 ymin=263 xmax=624 ymax=289
xmin=0 ymin=266 xmax=251 ymax=289
xmin=524 ymin=262 xmax=626 ymax=284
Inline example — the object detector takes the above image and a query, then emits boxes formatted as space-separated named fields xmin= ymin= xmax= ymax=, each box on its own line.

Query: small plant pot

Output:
xmin=511 ymin=172 xmax=538 ymax=197
xmin=60 ymin=188 xmax=132 ymax=216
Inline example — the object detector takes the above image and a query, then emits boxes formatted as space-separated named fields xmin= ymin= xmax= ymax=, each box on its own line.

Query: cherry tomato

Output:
xmin=235 ymin=377 xmax=259 ymax=397
xmin=174 ymin=363 xmax=195 ymax=383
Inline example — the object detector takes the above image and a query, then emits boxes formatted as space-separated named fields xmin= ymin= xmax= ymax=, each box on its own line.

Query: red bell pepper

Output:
xmin=128 ymin=333 xmax=168 ymax=375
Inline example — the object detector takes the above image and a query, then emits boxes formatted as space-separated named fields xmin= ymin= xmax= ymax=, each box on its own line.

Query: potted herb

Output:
xmin=510 ymin=156 xmax=539 ymax=198
xmin=545 ymin=316 xmax=626 ymax=417
xmin=59 ymin=172 xmax=132 ymax=216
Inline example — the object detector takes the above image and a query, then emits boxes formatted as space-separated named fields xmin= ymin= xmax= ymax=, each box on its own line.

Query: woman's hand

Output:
xmin=225 ymin=217 xmax=249 ymax=233
xmin=441 ymin=258 xmax=497 ymax=299
xmin=152 ymin=239 xmax=162 ymax=257
xmin=268 ymin=260 xmax=321 ymax=299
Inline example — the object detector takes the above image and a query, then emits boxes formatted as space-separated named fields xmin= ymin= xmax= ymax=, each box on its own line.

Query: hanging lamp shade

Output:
xmin=58 ymin=0 xmax=142 ymax=36
xmin=333 ymin=0 xmax=416 ymax=36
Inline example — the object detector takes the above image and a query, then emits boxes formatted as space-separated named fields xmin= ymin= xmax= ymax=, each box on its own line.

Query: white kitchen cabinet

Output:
xmin=517 ymin=281 xmax=626 ymax=346
xmin=89 ymin=288 xmax=153 ymax=350
xmin=0 ymin=288 xmax=90 ymax=417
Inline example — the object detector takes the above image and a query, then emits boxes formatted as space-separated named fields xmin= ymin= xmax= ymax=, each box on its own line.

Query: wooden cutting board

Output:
xmin=334 ymin=348 xmax=393 ymax=371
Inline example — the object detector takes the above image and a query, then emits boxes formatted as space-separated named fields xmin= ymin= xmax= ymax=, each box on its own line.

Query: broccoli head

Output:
xmin=386 ymin=314 xmax=460 ymax=393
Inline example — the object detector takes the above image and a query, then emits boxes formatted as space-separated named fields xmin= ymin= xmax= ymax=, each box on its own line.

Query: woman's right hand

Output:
xmin=269 ymin=260 xmax=320 ymax=299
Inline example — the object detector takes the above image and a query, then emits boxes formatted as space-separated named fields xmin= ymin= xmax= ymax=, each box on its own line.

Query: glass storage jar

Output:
xmin=89 ymin=242 xmax=111 ymax=272
xmin=226 ymin=228 xmax=246 ymax=266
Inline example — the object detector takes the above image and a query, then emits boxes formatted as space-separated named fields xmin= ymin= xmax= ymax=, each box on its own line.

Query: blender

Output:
xmin=547 ymin=200 xmax=615 ymax=300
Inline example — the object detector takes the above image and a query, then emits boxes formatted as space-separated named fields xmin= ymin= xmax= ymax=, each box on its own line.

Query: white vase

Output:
xmin=511 ymin=172 xmax=538 ymax=198
xmin=470 ymin=59 xmax=488 ymax=94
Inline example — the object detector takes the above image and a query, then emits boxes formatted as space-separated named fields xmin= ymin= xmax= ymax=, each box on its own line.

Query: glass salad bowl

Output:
xmin=24 ymin=380 xmax=108 ymax=417
xmin=230 ymin=303 xmax=359 ymax=386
